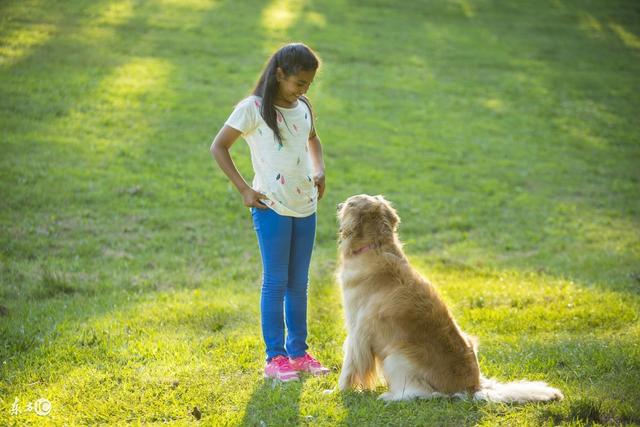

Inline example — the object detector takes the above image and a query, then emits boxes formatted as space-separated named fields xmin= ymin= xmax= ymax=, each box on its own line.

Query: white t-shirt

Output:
xmin=224 ymin=95 xmax=318 ymax=217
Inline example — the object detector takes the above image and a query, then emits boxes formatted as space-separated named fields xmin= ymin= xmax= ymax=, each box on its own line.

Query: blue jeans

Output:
xmin=251 ymin=207 xmax=317 ymax=362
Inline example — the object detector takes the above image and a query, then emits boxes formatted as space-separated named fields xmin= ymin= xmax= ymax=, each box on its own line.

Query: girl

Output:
xmin=210 ymin=43 xmax=329 ymax=382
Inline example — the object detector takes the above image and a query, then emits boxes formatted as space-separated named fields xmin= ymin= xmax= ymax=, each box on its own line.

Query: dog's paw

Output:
xmin=337 ymin=374 xmax=351 ymax=391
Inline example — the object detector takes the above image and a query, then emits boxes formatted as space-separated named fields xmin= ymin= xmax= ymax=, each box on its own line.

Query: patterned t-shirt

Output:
xmin=224 ymin=95 xmax=317 ymax=218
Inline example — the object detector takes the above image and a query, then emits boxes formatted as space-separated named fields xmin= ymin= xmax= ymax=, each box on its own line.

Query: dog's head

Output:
xmin=337 ymin=194 xmax=400 ymax=250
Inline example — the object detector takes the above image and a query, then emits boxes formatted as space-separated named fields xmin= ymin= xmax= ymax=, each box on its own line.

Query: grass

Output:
xmin=1 ymin=0 xmax=639 ymax=425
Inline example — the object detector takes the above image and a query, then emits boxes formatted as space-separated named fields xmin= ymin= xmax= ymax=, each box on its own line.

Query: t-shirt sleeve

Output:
xmin=224 ymin=97 xmax=259 ymax=135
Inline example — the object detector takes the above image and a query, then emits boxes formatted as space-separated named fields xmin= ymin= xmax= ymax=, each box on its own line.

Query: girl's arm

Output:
xmin=210 ymin=125 xmax=268 ymax=209
xmin=308 ymin=133 xmax=326 ymax=200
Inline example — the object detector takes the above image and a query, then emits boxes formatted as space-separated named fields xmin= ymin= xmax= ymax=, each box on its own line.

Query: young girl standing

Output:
xmin=210 ymin=43 xmax=330 ymax=381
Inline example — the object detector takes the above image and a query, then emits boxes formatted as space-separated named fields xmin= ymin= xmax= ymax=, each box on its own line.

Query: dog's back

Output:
xmin=370 ymin=258 xmax=482 ymax=394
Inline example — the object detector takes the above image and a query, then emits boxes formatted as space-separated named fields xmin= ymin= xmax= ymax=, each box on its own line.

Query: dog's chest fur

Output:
xmin=338 ymin=256 xmax=387 ymax=331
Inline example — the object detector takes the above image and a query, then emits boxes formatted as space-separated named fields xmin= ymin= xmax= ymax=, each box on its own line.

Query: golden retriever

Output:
xmin=336 ymin=194 xmax=563 ymax=402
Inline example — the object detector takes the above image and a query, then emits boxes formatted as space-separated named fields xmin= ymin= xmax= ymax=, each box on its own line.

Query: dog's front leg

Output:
xmin=338 ymin=335 xmax=356 ymax=391
xmin=339 ymin=333 xmax=376 ymax=390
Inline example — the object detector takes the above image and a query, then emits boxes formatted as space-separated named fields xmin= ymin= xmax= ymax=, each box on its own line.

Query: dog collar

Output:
xmin=353 ymin=243 xmax=379 ymax=255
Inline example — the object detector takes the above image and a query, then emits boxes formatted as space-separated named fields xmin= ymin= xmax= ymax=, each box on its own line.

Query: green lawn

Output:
xmin=1 ymin=0 xmax=639 ymax=425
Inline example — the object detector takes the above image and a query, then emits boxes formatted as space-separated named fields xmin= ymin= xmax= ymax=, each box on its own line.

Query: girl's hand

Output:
xmin=242 ymin=187 xmax=269 ymax=209
xmin=313 ymin=171 xmax=326 ymax=200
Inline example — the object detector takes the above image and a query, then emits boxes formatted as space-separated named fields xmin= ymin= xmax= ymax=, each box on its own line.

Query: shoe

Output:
xmin=264 ymin=355 xmax=299 ymax=382
xmin=289 ymin=352 xmax=330 ymax=376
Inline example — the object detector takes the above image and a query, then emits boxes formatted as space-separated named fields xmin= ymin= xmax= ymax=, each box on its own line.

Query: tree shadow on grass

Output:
xmin=299 ymin=0 xmax=640 ymax=296
xmin=338 ymin=388 xmax=484 ymax=427
xmin=2 ymin=270 xmax=637 ymax=423
xmin=239 ymin=377 xmax=308 ymax=427
xmin=0 ymin=285 xmax=263 ymax=423
xmin=0 ymin=0 xmax=270 ymax=371
xmin=483 ymin=335 xmax=640 ymax=425
xmin=334 ymin=328 xmax=640 ymax=426
xmin=0 ymin=0 xmax=280 ymax=302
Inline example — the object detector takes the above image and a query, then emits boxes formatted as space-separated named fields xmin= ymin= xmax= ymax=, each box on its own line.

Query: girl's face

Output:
xmin=275 ymin=68 xmax=316 ymax=107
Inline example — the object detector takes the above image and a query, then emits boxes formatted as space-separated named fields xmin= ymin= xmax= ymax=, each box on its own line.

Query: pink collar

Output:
xmin=352 ymin=243 xmax=379 ymax=255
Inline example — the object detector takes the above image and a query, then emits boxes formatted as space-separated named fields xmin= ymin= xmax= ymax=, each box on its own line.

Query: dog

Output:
xmin=336 ymin=194 xmax=563 ymax=402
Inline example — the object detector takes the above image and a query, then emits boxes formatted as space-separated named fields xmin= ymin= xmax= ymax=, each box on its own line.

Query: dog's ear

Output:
xmin=385 ymin=203 xmax=400 ymax=229
xmin=377 ymin=199 xmax=400 ymax=236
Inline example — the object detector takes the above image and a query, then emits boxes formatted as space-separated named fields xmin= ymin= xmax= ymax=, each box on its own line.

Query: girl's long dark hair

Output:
xmin=252 ymin=43 xmax=320 ymax=144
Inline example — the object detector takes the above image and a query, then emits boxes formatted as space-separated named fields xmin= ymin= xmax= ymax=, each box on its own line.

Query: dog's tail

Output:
xmin=473 ymin=375 xmax=563 ymax=403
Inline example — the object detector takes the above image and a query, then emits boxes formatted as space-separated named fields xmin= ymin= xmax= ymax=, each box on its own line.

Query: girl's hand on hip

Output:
xmin=313 ymin=171 xmax=325 ymax=200
xmin=242 ymin=187 xmax=269 ymax=209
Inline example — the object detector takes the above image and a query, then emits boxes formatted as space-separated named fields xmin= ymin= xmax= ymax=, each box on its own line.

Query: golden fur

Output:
xmin=336 ymin=194 xmax=563 ymax=402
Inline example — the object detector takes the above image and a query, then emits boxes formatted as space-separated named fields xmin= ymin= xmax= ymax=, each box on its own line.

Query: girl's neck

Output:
xmin=274 ymin=100 xmax=298 ymax=109
xmin=273 ymin=95 xmax=298 ymax=109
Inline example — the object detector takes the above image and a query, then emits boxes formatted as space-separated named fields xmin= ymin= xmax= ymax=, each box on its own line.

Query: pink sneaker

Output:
xmin=289 ymin=353 xmax=330 ymax=376
xmin=264 ymin=355 xmax=299 ymax=382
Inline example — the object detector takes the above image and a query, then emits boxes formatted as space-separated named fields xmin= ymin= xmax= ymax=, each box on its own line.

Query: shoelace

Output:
xmin=274 ymin=356 xmax=294 ymax=369
xmin=302 ymin=354 xmax=321 ymax=367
